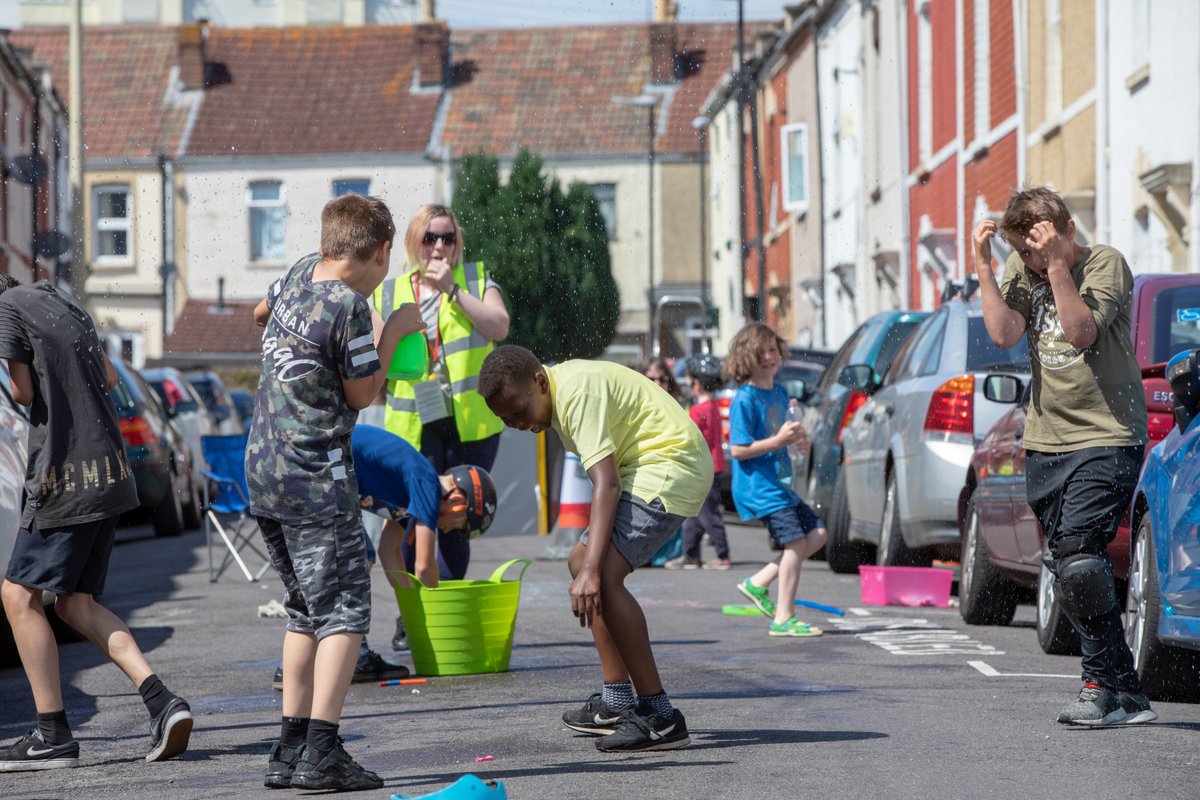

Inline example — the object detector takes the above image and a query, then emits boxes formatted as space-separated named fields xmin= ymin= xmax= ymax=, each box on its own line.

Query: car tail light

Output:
xmin=120 ymin=415 xmax=156 ymax=446
xmin=924 ymin=374 xmax=975 ymax=435
xmin=1146 ymin=411 xmax=1174 ymax=443
xmin=717 ymin=394 xmax=732 ymax=442
xmin=835 ymin=390 xmax=868 ymax=444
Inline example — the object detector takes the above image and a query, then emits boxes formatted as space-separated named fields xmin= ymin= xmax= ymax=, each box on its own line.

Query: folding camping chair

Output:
xmin=201 ymin=433 xmax=272 ymax=582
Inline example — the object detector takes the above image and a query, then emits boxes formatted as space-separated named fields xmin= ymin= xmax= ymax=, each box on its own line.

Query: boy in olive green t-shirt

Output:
xmin=972 ymin=186 xmax=1155 ymax=728
xmin=479 ymin=345 xmax=712 ymax=753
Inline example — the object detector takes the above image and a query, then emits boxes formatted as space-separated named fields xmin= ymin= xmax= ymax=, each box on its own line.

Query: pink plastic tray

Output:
xmin=858 ymin=565 xmax=953 ymax=608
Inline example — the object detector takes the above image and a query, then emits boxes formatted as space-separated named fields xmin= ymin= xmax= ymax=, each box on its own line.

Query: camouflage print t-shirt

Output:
xmin=246 ymin=253 xmax=381 ymax=524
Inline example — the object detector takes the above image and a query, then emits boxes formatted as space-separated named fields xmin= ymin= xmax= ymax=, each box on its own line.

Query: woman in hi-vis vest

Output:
xmin=372 ymin=204 xmax=509 ymax=588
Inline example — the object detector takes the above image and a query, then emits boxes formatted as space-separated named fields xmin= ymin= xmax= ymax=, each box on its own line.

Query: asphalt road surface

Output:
xmin=2 ymin=517 xmax=1198 ymax=799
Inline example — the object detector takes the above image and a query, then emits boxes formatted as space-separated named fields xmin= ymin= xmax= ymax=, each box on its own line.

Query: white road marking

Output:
xmin=830 ymin=615 xmax=1004 ymax=656
xmin=847 ymin=607 xmax=871 ymax=616
xmin=968 ymin=660 xmax=1077 ymax=679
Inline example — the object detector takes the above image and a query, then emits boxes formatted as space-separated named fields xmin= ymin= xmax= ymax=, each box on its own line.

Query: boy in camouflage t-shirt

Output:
xmin=248 ymin=194 xmax=423 ymax=791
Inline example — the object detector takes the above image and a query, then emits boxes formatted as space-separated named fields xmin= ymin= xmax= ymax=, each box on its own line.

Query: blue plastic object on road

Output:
xmin=392 ymin=774 xmax=507 ymax=800
xmin=795 ymin=598 xmax=845 ymax=616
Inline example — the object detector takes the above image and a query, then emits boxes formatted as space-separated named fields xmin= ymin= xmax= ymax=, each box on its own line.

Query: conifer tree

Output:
xmin=452 ymin=149 xmax=618 ymax=362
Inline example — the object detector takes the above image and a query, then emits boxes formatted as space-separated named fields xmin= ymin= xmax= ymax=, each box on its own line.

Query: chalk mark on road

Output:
xmin=829 ymin=615 xmax=1004 ymax=656
xmin=967 ymin=660 xmax=1076 ymax=679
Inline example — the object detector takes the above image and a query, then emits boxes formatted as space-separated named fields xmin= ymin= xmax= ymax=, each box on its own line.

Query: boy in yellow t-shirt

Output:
xmin=480 ymin=345 xmax=712 ymax=753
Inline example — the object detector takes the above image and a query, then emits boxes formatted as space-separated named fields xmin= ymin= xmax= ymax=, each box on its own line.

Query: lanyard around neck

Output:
xmin=411 ymin=270 xmax=442 ymax=365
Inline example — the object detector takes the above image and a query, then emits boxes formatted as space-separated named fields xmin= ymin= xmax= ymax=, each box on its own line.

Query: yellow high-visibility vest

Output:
xmin=372 ymin=262 xmax=504 ymax=448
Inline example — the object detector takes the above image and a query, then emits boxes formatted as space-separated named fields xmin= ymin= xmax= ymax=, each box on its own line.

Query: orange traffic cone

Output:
xmin=543 ymin=451 xmax=592 ymax=559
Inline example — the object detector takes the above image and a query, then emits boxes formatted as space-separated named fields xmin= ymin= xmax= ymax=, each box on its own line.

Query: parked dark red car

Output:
xmin=957 ymin=273 xmax=1200 ymax=653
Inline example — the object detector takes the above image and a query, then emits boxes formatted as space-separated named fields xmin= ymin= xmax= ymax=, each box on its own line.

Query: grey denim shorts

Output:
xmin=580 ymin=491 xmax=683 ymax=570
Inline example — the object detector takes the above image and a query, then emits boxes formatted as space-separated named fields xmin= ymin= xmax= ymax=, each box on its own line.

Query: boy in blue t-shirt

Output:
xmin=248 ymin=194 xmax=423 ymax=791
xmin=726 ymin=323 xmax=828 ymax=637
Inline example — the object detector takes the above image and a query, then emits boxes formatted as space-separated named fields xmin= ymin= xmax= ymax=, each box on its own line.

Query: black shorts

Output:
xmin=1025 ymin=445 xmax=1142 ymax=561
xmin=5 ymin=516 xmax=120 ymax=596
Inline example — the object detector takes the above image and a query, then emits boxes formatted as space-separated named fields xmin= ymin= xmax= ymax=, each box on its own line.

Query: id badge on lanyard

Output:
xmin=412 ymin=271 xmax=453 ymax=423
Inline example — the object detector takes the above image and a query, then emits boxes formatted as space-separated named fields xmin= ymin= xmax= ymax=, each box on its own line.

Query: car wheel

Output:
xmin=1126 ymin=517 xmax=1200 ymax=702
xmin=181 ymin=470 xmax=203 ymax=531
xmin=826 ymin=468 xmax=873 ymax=574
xmin=153 ymin=468 xmax=185 ymax=538
xmin=959 ymin=495 xmax=1018 ymax=625
xmin=877 ymin=470 xmax=928 ymax=567
xmin=1036 ymin=560 xmax=1080 ymax=655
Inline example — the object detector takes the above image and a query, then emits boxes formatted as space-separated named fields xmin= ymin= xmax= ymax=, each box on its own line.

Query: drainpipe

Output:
xmin=1094 ymin=0 xmax=1110 ymax=246
xmin=895 ymin=0 xmax=912 ymax=308
xmin=160 ymin=155 xmax=177 ymax=343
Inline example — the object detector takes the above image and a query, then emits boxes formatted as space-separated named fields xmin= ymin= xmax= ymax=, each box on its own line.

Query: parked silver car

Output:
xmin=0 ymin=360 xmax=31 ymax=665
xmin=840 ymin=299 xmax=1030 ymax=566
xmin=142 ymin=367 xmax=216 ymax=489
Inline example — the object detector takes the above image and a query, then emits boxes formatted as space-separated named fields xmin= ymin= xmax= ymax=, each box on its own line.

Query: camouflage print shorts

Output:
xmin=258 ymin=513 xmax=371 ymax=639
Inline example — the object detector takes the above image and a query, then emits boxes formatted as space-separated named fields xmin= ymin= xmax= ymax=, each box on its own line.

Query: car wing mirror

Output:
xmin=839 ymin=364 xmax=877 ymax=393
xmin=1166 ymin=348 xmax=1200 ymax=431
xmin=983 ymin=374 xmax=1023 ymax=404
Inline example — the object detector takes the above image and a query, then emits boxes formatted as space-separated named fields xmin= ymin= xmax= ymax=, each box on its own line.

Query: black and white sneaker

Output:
xmin=562 ymin=693 xmax=626 ymax=735
xmin=595 ymin=704 xmax=691 ymax=752
xmin=1117 ymin=691 xmax=1158 ymax=725
xmin=264 ymin=741 xmax=303 ymax=789
xmin=352 ymin=649 xmax=410 ymax=683
xmin=271 ymin=666 xmax=284 ymax=692
xmin=1056 ymin=683 xmax=1126 ymax=726
xmin=290 ymin=740 xmax=383 ymax=791
xmin=0 ymin=729 xmax=80 ymax=772
xmin=145 ymin=696 xmax=193 ymax=762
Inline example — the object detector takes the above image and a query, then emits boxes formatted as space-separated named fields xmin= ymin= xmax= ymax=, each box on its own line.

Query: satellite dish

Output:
xmin=34 ymin=230 xmax=71 ymax=258
xmin=9 ymin=154 xmax=48 ymax=185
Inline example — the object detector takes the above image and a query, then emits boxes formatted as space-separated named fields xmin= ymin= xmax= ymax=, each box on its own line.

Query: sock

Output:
xmin=280 ymin=716 xmax=309 ymax=749
xmin=602 ymin=680 xmax=635 ymax=712
xmin=306 ymin=718 xmax=340 ymax=755
xmin=137 ymin=674 xmax=176 ymax=719
xmin=37 ymin=710 xmax=73 ymax=746
xmin=640 ymin=692 xmax=675 ymax=719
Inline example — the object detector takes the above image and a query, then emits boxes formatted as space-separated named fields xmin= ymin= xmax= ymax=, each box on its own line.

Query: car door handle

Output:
xmin=862 ymin=412 xmax=874 ymax=423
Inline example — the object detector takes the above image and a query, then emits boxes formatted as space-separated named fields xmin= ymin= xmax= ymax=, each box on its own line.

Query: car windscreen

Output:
xmin=1151 ymin=285 xmax=1200 ymax=364
xmin=966 ymin=316 xmax=1030 ymax=371
xmin=149 ymin=377 xmax=202 ymax=415
xmin=187 ymin=376 xmax=219 ymax=410
xmin=109 ymin=364 xmax=141 ymax=416
xmin=873 ymin=320 xmax=923 ymax=377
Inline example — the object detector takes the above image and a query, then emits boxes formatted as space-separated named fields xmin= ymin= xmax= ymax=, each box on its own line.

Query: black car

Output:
xmin=111 ymin=359 xmax=201 ymax=536
xmin=795 ymin=310 xmax=928 ymax=572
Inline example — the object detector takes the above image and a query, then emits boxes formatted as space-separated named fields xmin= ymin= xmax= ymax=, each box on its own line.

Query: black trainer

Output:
xmin=145 ymin=696 xmax=193 ymax=762
xmin=271 ymin=666 xmax=284 ymax=692
xmin=352 ymin=649 xmax=410 ymax=683
xmin=1117 ymin=691 xmax=1158 ymax=725
xmin=0 ymin=729 xmax=80 ymax=772
xmin=562 ymin=693 xmax=626 ymax=735
xmin=264 ymin=741 xmax=302 ymax=789
xmin=392 ymin=617 xmax=408 ymax=652
xmin=595 ymin=703 xmax=691 ymax=752
xmin=290 ymin=740 xmax=382 ymax=791
xmin=1056 ymin=683 xmax=1126 ymax=726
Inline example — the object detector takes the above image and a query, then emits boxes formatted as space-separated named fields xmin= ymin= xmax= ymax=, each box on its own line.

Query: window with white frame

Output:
xmin=248 ymin=180 xmax=287 ymax=262
xmin=93 ymin=184 xmax=132 ymax=266
xmin=1044 ymin=0 xmax=1063 ymax=119
xmin=973 ymin=0 xmax=990 ymax=141
xmin=917 ymin=0 xmax=933 ymax=161
xmin=333 ymin=178 xmax=371 ymax=197
xmin=590 ymin=183 xmax=617 ymax=241
xmin=781 ymin=123 xmax=809 ymax=214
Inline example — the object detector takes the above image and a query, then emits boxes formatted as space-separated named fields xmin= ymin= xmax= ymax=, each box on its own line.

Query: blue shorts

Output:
xmin=761 ymin=502 xmax=823 ymax=547
xmin=5 ymin=516 xmax=119 ymax=596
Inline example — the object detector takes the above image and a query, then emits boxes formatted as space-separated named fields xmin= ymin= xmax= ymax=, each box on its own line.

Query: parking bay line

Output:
xmin=968 ymin=660 xmax=1077 ymax=679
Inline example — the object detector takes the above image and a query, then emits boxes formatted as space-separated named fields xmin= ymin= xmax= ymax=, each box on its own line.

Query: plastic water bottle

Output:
xmin=786 ymin=398 xmax=803 ymax=460
xmin=387 ymin=331 xmax=430 ymax=381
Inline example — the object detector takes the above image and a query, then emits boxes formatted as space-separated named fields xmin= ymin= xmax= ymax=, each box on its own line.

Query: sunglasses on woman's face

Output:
xmin=422 ymin=231 xmax=457 ymax=247
xmin=650 ymin=374 xmax=670 ymax=384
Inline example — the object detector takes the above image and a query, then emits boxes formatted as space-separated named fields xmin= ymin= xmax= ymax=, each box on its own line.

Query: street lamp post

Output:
xmin=612 ymin=94 xmax=658 ymax=356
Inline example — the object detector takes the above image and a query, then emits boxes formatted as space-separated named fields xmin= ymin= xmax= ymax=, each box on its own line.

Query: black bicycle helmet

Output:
xmin=687 ymin=353 xmax=723 ymax=384
xmin=447 ymin=464 xmax=498 ymax=539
